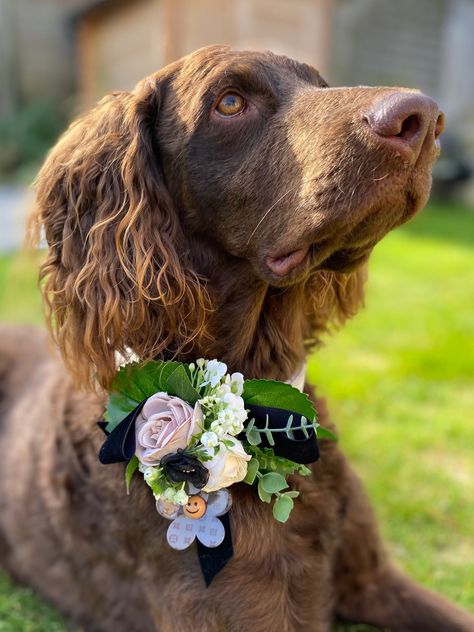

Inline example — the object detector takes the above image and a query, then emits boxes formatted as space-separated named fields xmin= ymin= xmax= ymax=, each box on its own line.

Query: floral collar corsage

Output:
xmin=99 ymin=359 xmax=335 ymax=585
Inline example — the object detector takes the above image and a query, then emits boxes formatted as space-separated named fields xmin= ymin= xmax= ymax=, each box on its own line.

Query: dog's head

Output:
xmin=31 ymin=45 xmax=443 ymax=387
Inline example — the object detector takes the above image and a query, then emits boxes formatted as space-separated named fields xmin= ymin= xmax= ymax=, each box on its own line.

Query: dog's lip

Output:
xmin=319 ymin=246 xmax=372 ymax=271
xmin=265 ymin=247 xmax=310 ymax=276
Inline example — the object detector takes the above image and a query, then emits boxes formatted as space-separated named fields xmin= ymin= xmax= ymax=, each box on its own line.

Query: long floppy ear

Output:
xmin=29 ymin=74 xmax=210 ymax=390
xmin=305 ymin=267 xmax=367 ymax=339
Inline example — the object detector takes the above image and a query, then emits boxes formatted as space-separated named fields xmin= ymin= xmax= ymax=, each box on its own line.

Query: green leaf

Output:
xmin=273 ymin=495 xmax=294 ymax=522
xmin=260 ymin=472 xmax=289 ymax=494
xmin=106 ymin=360 xmax=184 ymax=431
xmin=246 ymin=426 xmax=262 ymax=446
xmin=316 ymin=425 xmax=338 ymax=441
xmin=243 ymin=379 xmax=316 ymax=422
xmin=105 ymin=360 xmax=201 ymax=432
xmin=111 ymin=360 xmax=180 ymax=402
xmin=243 ymin=458 xmax=260 ymax=484
xmin=298 ymin=464 xmax=311 ymax=476
xmin=264 ymin=428 xmax=275 ymax=446
xmin=283 ymin=490 xmax=300 ymax=498
xmin=244 ymin=445 xmax=310 ymax=477
xmin=125 ymin=456 xmax=139 ymax=495
xmin=257 ymin=478 xmax=272 ymax=503
xmin=166 ymin=364 xmax=200 ymax=405
xmin=105 ymin=391 xmax=142 ymax=432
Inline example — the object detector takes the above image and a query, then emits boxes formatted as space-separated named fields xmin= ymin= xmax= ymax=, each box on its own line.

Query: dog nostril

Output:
xmin=396 ymin=114 xmax=421 ymax=141
xmin=434 ymin=112 xmax=445 ymax=139
xmin=365 ymin=92 xmax=441 ymax=160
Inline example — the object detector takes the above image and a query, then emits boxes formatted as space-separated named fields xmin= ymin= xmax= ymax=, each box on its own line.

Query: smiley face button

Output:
xmin=183 ymin=494 xmax=207 ymax=519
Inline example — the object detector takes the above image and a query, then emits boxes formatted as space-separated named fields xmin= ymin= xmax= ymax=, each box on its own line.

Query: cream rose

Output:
xmin=203 ymin=436 xmax=251 ymax=492
xmin=135 ymin=393 xmax=202 ymax=466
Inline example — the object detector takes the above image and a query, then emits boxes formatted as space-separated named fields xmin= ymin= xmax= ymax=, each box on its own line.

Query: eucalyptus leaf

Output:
xmin=246 ymin=427 xmax=262 ymax=446
xmin=243 ymin=379 xmax=316 ymax=422
xmin=125 ymin=456 xmax=139 ymax=495
xmin=264 ymin=428 xmax=275 ymax=446
xmin=273 ymin=495 xmax=294 ymax=522
xmin=283 ymin=490 xmax=300 ymax=498
xmin=243 ymin=458 xmax=259 ymax=485
xmin=260 ymin=472 xmax=288 ymax=494
xmin=257 ymin=478 xmax=272 ymax=503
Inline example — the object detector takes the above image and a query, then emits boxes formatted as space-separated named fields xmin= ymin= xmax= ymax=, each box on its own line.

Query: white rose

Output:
xmin=203 ymin=436 xmax=251 ymax=492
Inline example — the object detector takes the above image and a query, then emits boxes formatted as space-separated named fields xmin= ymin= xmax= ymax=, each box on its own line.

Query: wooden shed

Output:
xmin=75 ymin=0 xmax=334 ymax=108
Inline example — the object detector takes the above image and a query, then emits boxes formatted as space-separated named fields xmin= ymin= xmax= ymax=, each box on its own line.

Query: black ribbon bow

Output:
xmin=98 ymin=401 xmax=319 ymax=586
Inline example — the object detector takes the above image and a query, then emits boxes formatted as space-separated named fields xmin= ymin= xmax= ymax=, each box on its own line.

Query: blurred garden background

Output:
xmin=0 ymin=0 xmax=473 ymax=630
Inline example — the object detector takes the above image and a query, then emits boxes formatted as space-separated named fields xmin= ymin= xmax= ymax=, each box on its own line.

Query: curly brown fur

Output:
xmin=2 ymin=46 xmax=472 ymax=631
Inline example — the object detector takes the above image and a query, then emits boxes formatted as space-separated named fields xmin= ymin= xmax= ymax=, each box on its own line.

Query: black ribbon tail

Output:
xmin=196 ymin=512 xmax=233 ymax=587
xmin=97 ymin=421 xmax=109 ymax=435
xmin=98 ymin=400 xmax=146 ymax=464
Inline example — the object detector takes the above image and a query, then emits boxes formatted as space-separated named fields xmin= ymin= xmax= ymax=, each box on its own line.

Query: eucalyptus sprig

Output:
xmin=245 ymin=414 xmax=316 ymax=447
xmin=242 ymin=445 xmax=311 ymax=523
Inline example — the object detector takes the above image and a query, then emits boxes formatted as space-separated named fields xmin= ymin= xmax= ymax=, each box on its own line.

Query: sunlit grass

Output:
xmin=309 ymin=202 xmax=474 ymax=610
xmin=0 ymin=202 xmax=473 ymax=629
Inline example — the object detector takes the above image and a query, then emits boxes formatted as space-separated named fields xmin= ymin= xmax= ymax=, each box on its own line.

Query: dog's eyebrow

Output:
xmin=208 ymin=65 xmax=277 ymax=101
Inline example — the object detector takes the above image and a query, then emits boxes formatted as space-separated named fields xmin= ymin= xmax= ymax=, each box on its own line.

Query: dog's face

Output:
xmin=33 ymin=45 xmax=444 ymax=387
xmin=158 ymin=46 xmax=443 ymax=286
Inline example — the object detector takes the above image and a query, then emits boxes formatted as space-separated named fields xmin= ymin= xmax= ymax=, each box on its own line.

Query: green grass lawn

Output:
xmin=0 ymin=202 xmax=473 ymax=630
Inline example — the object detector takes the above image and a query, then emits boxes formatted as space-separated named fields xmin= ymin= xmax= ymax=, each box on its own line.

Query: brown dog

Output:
xmin=0 ymin=45 xmax=472 ymax=631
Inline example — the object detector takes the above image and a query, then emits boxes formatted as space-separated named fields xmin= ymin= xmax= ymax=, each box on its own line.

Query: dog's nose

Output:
xmin=364 ymin=92 xmax=445 ymax=161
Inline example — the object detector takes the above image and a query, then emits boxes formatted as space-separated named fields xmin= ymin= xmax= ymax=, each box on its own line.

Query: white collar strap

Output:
xmin=285 ymin=363 xmax=306 ymax=392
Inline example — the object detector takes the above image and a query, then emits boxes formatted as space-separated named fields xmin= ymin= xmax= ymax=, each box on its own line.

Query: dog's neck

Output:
xmin=189 ymin=243 xmax=310 ymax=383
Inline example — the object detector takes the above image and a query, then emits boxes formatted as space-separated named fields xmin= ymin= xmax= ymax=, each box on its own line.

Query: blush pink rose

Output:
xmin=135 ymin=393 xmax=202 ymax=466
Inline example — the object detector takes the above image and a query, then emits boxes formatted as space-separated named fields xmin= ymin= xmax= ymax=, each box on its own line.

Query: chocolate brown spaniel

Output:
xmin=0 ymin=45 xmax=472 ymax=632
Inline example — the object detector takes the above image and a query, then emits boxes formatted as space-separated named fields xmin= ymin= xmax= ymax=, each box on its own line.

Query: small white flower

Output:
xmin=200 ymin=431 xmax=219 ymax=448
xmin=196 ymin=358 xmax=205 ymax=368
xmin=216 ymin=383 xmax=231 ymax=398
xmin=227 ymin=419 xmax=244 ymax=436
xmin=217 ymin=408 xmax=233 ymax=424
xmin=210 ymin=420 xmax=226 ymax=438
xmin=222 ymin=392 xmax=246 ymax=412
xmin=163 ymin=487 xmax=177 ymax=502
xmin=143 ymin=467 xmax=159 ymax=482
xmin=221 ymin=392 xmax=238 ymax=408
xmin=174 ymin=489 xmax=189 ymax=505
xmin=202 ymin=359 xmax=227 ymax=388
xmin=229 ymin=372 xmax=244 ymax=396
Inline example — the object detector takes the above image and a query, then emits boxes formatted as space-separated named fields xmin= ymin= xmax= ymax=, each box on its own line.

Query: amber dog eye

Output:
xmin=216 ymin=92 xmax=245 ymax=117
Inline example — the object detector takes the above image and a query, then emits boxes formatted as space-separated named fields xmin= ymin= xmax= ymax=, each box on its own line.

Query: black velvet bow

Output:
xmin=98 ymin=400 xmax=319 ymax=586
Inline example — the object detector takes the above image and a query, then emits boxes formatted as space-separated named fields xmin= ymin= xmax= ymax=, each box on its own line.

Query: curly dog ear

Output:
xmin=30 ymin=74 xmax=210 ymax=390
